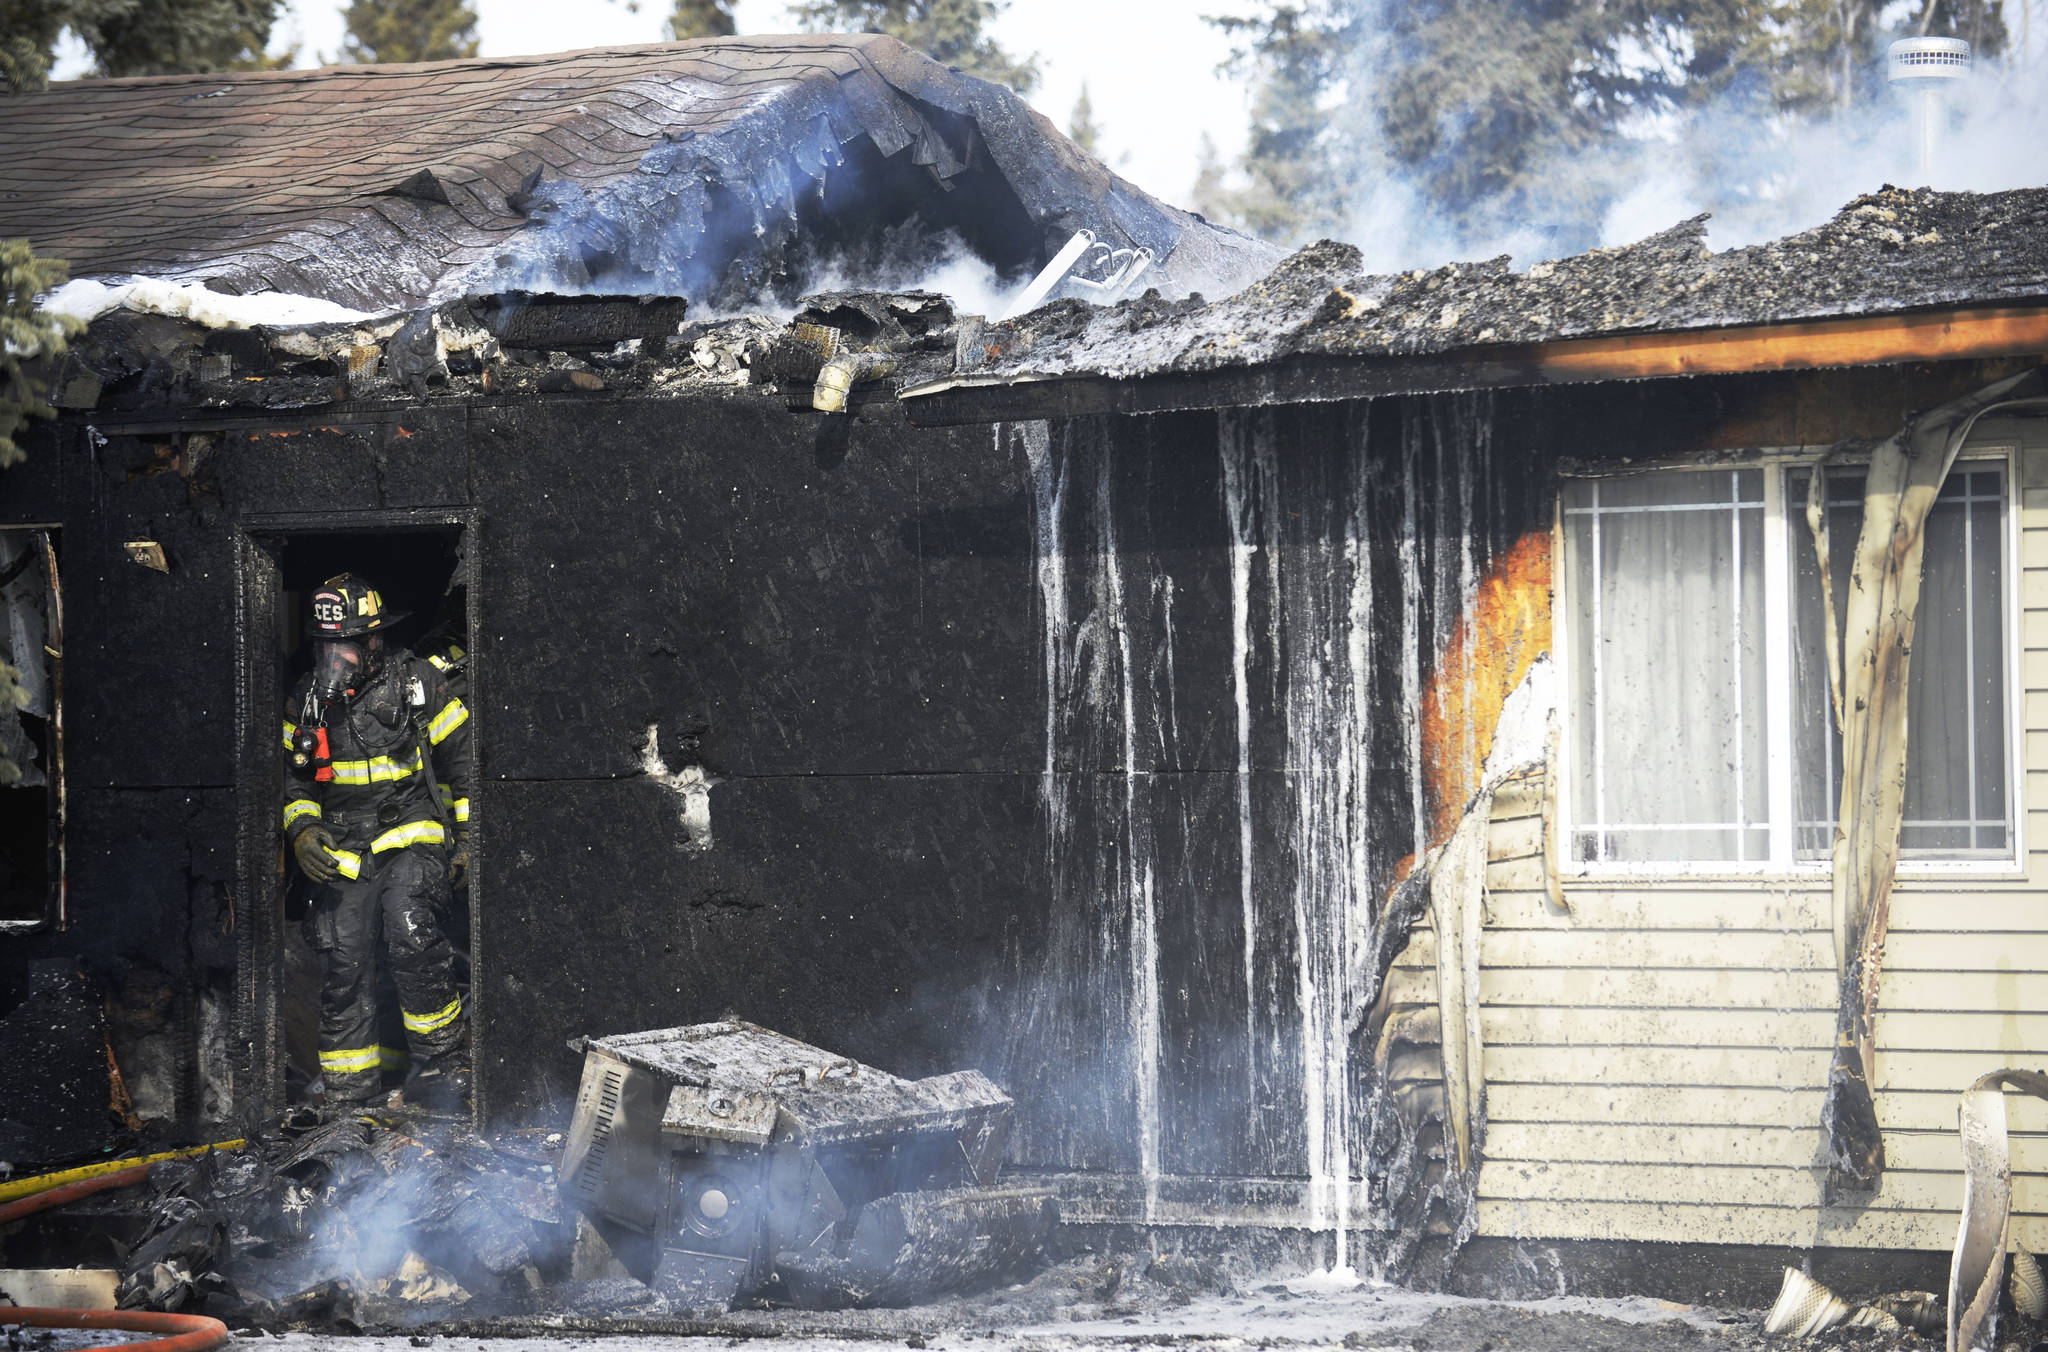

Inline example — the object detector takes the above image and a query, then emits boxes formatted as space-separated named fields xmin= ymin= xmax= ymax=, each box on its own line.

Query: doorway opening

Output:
xmin=272 ymin=526 xmax=470 ymax=1106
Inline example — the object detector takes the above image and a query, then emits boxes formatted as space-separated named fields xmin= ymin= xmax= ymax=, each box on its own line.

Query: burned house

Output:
xmin=4 ymin=31 xmax=2048 ymax=1302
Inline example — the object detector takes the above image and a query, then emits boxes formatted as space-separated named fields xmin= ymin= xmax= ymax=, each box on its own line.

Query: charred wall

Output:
xmin=996 ymin=395 xmax=1550 ymax=1271
xmin=1 ymin=416 xmax=245 ymax=1160
xmin=1 ymin=355 xmax=2013 ymax=1192
xmin=467 ymin=396 xmax=1042 ymax=1120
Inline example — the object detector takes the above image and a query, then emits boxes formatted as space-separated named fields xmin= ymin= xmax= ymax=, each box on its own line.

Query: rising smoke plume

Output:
xmin=1229 ymin=1 xmax=2048 ymax=272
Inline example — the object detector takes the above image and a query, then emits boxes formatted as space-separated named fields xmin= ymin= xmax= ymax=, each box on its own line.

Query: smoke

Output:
xmin=1318 ymin=19 xmax=2048 ymax=271
xmin=713 ymin=227 xmax=1023 ymax=322
xmin=1591 ymin=55 xmax=2048 ymax=253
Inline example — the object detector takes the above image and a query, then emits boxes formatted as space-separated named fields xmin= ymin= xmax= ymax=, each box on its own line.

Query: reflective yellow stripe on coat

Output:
xmin=283 ymin=799 xmax=322 ymax=829
xmin=426 ymin=699 xmax=469 ymax=746
xmin=403 ymin=994 xmax=462 ymax=1035
xmin=327 ymin=748 xmax=423 ymax=785
xmin=282 ymin=720 xmax=299 ymax=751
xmin=330 ymin=849 xmax=363 ymax=881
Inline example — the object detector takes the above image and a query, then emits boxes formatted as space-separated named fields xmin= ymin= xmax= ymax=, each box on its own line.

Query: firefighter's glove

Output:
xmin=447 ymin=830 xmax=471 ymax=888
xmin=292 ymin=826 xmax=342 ymax=884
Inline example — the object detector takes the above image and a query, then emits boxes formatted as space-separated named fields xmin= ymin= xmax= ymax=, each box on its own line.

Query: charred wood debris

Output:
xmin=38 ymin=184 xmax=2048 ymax=430
xmin=45 ymin=286 xmax=971 ymax=421
xmin=1 ymin=1024 xmax=1058 ymax=1331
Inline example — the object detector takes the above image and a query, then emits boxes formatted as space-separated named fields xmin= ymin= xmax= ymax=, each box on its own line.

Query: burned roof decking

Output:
xmin=905 ymin=186 xmax=2048 ymax=421
xmin=0 ymin=36 xmax=1277 ymax=310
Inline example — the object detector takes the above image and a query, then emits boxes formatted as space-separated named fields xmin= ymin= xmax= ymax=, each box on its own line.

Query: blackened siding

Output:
xmin=469 ymin=398 xmax=1045 ymax=1120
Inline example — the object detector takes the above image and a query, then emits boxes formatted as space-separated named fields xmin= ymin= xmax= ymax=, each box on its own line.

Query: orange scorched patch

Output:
xmin=1417 ymin=530 xmax=1552 ymax=850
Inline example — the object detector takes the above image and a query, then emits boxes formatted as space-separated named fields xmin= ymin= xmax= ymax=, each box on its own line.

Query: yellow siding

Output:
xmin=1470 ymin=421 xmax=2048 ymax=1253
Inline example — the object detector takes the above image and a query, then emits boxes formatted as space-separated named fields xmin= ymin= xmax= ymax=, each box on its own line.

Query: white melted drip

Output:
xmin=1020 ymin=395 xmax=1495 ymax=1277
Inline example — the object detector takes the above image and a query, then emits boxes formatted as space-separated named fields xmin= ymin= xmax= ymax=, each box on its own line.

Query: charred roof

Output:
xmin=903 ymin=185 xmax=2048 ymax=415
xmin=0 ymin=35 xmax=1277 ymax=312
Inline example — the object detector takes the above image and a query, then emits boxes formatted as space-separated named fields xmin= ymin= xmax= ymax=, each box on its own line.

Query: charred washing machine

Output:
xmin=559 ymin=1021 xmax=1057 ymax=1308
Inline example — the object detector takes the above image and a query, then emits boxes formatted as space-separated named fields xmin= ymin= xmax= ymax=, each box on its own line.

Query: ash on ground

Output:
xmin=28 ymin=1263 xmax=2003 ymax=1352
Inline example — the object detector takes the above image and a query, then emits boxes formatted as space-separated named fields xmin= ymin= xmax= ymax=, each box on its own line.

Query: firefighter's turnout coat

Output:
xmin=281 ymin=651 xmax=474 ymax=1097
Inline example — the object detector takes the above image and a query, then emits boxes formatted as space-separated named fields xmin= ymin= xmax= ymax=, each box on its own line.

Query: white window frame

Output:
xmin=1553 ymin=442 xmax=2024 ymax=881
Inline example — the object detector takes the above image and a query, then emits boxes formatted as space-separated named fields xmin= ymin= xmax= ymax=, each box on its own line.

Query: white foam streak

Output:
xmin=1218 ymin=414 xmax=1263 ymax=1136
xmin=1030 ymin=397 xmax=1494 ymax=1270
xmin=1097 ymin=445 xmax=1164 ymax=1220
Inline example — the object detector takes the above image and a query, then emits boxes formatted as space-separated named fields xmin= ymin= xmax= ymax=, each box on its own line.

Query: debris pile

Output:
xmin=1761 ymin=1269 xmax=1942 ymax=1340
xmin=39 ymin=284 xmax=1041 ymax=420
xmin=10 ymin=1106 xmax=570 ymax=1326
xmin=1 ymin=1024 xmax=1053 ymax=1328
xmin=898 ymin=184 xmax=2048 ymax=406
xmin=560 ymin=1020 xmax=1055 ymax=1310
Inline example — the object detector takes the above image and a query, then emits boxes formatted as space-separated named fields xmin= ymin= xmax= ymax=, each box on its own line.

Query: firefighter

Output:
xmin=282 ymin=573 xmax=474 ymax=1111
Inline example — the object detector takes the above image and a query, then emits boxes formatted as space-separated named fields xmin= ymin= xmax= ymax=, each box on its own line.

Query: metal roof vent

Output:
xmin=1887 ymin=37 xmax=1971 ymax=181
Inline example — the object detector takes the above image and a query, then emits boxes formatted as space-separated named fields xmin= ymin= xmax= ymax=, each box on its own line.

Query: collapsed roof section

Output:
xmin=0 ymin=36 xmax=1280 ymax=313
xmin=902 ymin=185 xmax=2048 ymax=420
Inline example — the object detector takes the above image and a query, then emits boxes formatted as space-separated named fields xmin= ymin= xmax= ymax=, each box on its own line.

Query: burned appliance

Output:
xmin=559 ymin=1020 xmax=1054 ymax=1308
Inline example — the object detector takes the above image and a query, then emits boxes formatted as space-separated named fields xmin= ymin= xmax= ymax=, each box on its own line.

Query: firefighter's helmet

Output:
xmin=305 ymin=573 xmax=409 ymax=638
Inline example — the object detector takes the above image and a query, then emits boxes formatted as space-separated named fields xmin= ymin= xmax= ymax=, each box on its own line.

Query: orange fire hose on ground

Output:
xmin=0 ymin=1307 xmax=229 ymax=1352
xmin=0 ymin=1161 xmax=158 ymax=1228
xmin=0 ymin=1142 xmax=247 ymax=1208
xmin=0 ymin=1139 xmax=247 ymax=1343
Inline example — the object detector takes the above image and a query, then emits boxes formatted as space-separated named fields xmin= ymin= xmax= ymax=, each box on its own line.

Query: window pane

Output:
xmin=1787 ymin=463 xmax=2009 ymax=860
xmin=1565 ymin=470 xmax=1769 ymax=863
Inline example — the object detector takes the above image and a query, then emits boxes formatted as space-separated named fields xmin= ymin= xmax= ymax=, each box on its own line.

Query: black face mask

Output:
xmin=311 ymin=638 xmax=377 ymax=702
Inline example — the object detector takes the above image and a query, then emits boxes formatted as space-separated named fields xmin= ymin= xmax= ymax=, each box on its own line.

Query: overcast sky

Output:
xmin=54 ymin=0 xmax=1261 ymax=210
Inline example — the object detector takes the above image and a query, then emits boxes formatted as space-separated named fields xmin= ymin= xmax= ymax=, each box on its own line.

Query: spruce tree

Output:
xmin=0 ymin=240 xmax=72 ymax=786
xmin=667 ymin=0 xmax=736 ymax=39
xmin=1 ymin=0 xmax=66 ymax=91
xmin=790 ymin=0 xmax=1038 ymax=94
xmin=1067 ymin=80 xmax=1101 ymax=155
xmin=2 ymin=0 xmax=285 ymax=81
xmin=340 ymin=0 xmax=480 ymax=64
xmin=0 ymin=239 xmax=75 ymax=471
xmin=1190 ymin=132 xmax=1230 ymax=222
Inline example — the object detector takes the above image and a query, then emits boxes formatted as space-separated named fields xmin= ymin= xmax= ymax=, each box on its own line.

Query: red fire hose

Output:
xmin=0 ymin=1162 xmax=158 ymax=1227
xmin=0 ymin=1140 xmax=248 ymax=1342
xmin=0 ymin=1140 xmax=247 ymax=1226
xmin=0 ymin=1308 xmax=228 ymax=1352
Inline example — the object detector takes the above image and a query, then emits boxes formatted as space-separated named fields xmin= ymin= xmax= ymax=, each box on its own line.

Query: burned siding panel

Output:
xmin=61 ymin=429 xmax=238 ymax=789
xmin=0 ymin=420 xmax=65 ymax=524
xmin=1465 ymin=413 xmax=2048 ymax=1254
xmin=66 ymin=786 xmax=238 ymax=1123
xmin=471 ymin=396 xmax=1035 ymax=783
xmin=214 ymin=409 xmax=469 ymax=514
xmin=467 ymin=393 xmax=1049 ymax=1124
xmin=478 ymin=772 xmax=1041 ymax=1124
xmin=1005 ymin=392 xmax=1556 ymax=1254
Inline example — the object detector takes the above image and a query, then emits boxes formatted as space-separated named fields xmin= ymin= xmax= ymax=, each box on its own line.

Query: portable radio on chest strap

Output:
xmin=290 ymin=717 xmax=334 ymax=781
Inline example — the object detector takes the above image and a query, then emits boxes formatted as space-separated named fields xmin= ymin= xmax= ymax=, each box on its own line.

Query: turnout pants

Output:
xmin=306 ymin=841 xmax=465 ymax=1102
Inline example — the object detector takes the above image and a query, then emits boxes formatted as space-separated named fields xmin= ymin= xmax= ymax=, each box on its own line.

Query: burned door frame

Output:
xmin=0 ymin=524 xmax=65 ymax=934
xmin=231 ymin=506 xmax=480 ymax=1118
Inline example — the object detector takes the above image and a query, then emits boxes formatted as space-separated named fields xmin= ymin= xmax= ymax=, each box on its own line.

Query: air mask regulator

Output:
xmin=291 ymin=639 xmax=369 ymax=781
